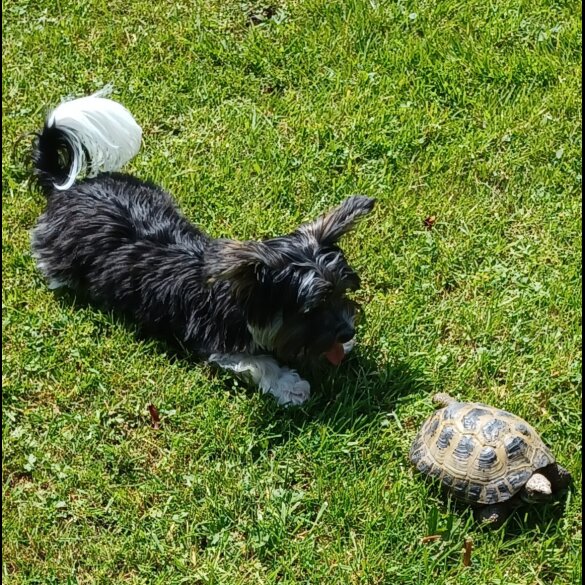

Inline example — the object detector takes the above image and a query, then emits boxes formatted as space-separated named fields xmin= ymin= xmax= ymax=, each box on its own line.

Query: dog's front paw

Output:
xmin=270 ymin=369 xmax=311 ymax=406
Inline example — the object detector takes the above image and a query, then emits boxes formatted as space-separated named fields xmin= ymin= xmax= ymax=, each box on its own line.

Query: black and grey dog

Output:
xmin=30 ymin=89 xmax=375 ymax=405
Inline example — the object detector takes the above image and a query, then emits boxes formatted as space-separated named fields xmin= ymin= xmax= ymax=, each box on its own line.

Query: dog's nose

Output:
xmin=336 ymin=327 xmax=355 ymax=344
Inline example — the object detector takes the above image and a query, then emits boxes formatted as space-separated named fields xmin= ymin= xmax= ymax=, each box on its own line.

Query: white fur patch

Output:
xmin=47 ymin=278 xmax=68 ymax=290
xmin=343 ymin=338 xmax=356 ymax=355
xmin=208 ymin=352 xmax=310 ymax=406
xmin=47 ymin=86 xmax=142 ymax=190
xmin=247 ymin=314 xmax=283 ymax=351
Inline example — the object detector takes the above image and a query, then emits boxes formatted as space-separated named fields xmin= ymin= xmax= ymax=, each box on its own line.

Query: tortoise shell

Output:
xmin=409 ymin=395 xmax=556 ymax=504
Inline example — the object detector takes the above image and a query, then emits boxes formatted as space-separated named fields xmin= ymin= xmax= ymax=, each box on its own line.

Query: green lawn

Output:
xmin=2 ymin=0 xmax=582 ymax=583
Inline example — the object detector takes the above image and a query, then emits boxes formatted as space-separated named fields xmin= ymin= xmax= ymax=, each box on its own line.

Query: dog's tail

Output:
xmin=32 ymin=86 xmax=142 ymax=192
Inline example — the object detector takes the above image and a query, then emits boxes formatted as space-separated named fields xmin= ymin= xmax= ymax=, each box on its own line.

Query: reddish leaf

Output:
xmin=424 ymin=215 xmax=437 ymax=229
xmin=147 ymin=404 xmax=161 ymax=429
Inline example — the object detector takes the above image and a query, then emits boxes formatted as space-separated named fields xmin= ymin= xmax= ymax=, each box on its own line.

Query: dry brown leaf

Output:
xmin=424 ymin=215 xmax=437 ymax=229
xmin=147 ymin=404 xmax=161 ymax=429
xmin=421 ymin=535 xmax=442 ymax=544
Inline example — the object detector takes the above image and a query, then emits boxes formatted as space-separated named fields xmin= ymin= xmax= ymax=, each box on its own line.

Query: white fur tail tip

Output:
xmin=47 ymin=89 xmax=142 ymax=190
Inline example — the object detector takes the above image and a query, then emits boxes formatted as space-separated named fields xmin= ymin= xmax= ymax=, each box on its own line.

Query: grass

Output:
xmin=2 ymin=0 xmax=582 ymax=583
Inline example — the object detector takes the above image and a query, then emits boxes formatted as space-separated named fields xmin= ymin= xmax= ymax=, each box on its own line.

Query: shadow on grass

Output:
xmin=52 ymin=286 xmax=425 ymax=422
xmin=413 ymin=463 xmax=575 ymax=541
xmin=441 ymin=490 xmax=574 ymax=539
xmin=247 ymin=345 xmax=428 ymax=428
xmin=498 ymin=489 xmax=575 ymax=538
xmin=50 ymin=291 xmax=573 ymax=537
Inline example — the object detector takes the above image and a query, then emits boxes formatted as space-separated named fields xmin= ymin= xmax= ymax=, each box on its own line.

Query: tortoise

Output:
xmin=409 ymin=393 xmax=572 ymax=525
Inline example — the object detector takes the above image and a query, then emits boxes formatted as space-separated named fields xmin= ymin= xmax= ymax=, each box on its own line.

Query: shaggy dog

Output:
xmin=30 ymin=89 xmax=375 ymax=405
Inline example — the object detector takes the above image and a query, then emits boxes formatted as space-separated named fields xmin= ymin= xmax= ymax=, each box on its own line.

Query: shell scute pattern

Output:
xmin=533 ymin=449 xmax=553 ymax=469
xmin=504 ymin=435 xmax=530 ymax=464
xmin=481 ymin=418 xmax=509 ymax=444
xmin=466 ymin=483 xmax=483 ymax=501
xmin=409 ymin=398 xmax=556 ymax=505
xmin=426 ymin=414 xmax=441 ymax=439
xmin=515 ymin=422 xmax=532 ymax=437
xmin=496 ymin=481 xmax=512 ymax=499
xmin=461 ymin=407 xmax=491 ymax=431
xmin=435 ymin=425 xmax=455 ymax=451
xmin=442 ymin=401 xmax=465 ymax=421
xmin=483 ymin=486 xmax=500 ymax=504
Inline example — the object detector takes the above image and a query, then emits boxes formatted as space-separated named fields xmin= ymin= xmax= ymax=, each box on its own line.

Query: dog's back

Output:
xmin=30 ymin=90 xmax=224 ymax=349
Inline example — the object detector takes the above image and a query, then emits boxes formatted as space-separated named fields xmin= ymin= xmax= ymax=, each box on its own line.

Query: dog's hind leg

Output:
xmin=208 ymin=353 xmax=311 ymax=406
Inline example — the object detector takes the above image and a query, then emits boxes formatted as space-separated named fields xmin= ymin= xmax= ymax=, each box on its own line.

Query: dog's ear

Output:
xmin=299 ymin=195 xmax=375 ymax=246
xmin=204 ymin=239 xmax=281 ymax=286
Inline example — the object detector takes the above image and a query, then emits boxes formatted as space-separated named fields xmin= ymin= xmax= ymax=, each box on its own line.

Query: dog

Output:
xmin=30 ymin=89 xmax=375 ymax=405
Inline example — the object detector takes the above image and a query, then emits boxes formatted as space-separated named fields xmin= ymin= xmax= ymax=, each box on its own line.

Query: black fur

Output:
xmin=32 ymin=124 xmax=76 ymax=190
xmin=31 ymin=132 xmax=375 ymax=365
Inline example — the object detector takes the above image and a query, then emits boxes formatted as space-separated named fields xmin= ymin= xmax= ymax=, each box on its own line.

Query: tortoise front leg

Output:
xmin=475 ymin=503 xmax=512 ymax=527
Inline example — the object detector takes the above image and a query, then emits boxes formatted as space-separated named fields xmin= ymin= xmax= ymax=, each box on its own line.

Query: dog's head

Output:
xmin=205 ymin=196 xmax=375 ymax=364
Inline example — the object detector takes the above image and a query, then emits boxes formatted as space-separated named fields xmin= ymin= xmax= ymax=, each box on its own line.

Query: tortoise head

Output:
xmin=520 ymin=463 xmax=573 ymax=503
xmin=519 ymin=472 xmax=552 ymax=503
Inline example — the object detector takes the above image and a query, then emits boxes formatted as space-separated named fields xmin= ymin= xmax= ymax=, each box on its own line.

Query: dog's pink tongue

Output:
xmin=324 ymin=343 xmax=345 ymax=366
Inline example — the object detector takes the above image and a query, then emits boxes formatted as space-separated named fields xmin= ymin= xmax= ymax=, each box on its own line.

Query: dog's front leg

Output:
xmin=208 ymin=353 xmax=311 ymax=406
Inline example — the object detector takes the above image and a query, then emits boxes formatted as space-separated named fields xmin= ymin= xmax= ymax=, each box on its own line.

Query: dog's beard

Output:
xmin=247 ymin=307 xmax=356 ymax=365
